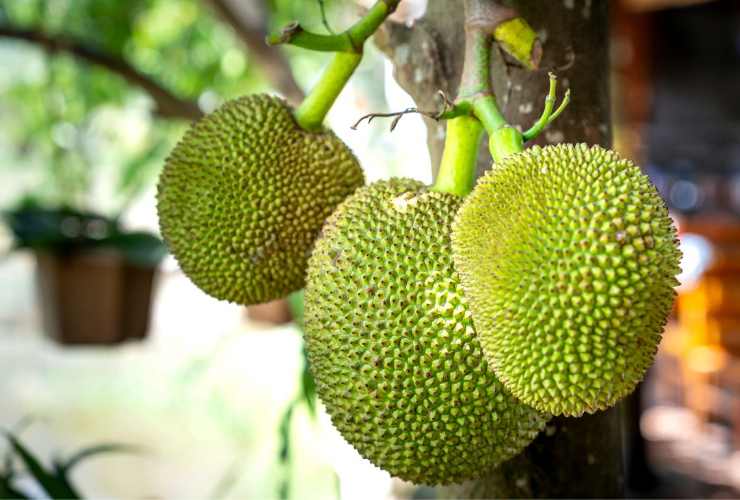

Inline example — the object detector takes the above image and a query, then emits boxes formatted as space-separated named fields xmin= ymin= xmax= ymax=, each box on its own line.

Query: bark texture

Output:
xmin=377 ymin=1 xmax=625 ymax=497
xmin=376 ymin=0 xmax=611 ymax=176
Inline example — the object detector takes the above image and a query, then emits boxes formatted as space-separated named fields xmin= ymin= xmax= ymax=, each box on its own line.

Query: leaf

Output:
xmin=1 ymin=206 xmax=117 ymax=252
xmin=3 ymin=432 xmax=80 ymax=499
xmin=97 ymin=231 xmax=168 ymax=267
xmin=333 ymin=471 xmax=341 ymax=500
xmin=114 ymin=140 xmax=169 ymax=214
xmin=278 ymin=478 xmax=289 ymax=500
xmin=57 ymin=443 xmax=141 ymax=473
xmin=208 ymin=458 xmax=243 ymax=500
xmin=286 ymin=291 xmax=304 ymax=330
xmin=277 ymin=403 xmax=295 ymax=464
xmin=300 ymin=346 xmax=316 ymax=418
xmin=51 ymin=443 xmax=139 ymax=499
xmin=0 ymin=475 xmax=30 ymax=500
xmin=1 ymin=450 xmax=28 ymax=499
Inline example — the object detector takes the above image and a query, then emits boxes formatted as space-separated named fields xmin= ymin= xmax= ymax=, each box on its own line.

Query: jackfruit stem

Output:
xmin=455 ymin=0 xmax=527 ymax=170
xmin=267 ymin=0 xmax=401 ymax=53
xmin=457 ymin=3 xmax=569 ymax=157
xmin=432 ymin=116 xmax=485 ymax=197
xmin=289 ymin=0 xmax=401 ymax=131
xmin=432 ymin=1 xmax=524 ymax=196
xmin=294 ymin=52 xmax=362 ymax=132
xmin=488 ymin=125 xmax=524 ymax=162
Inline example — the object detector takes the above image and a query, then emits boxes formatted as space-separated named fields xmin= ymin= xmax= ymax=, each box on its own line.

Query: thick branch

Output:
xmin=0 ymin=26 xmax=202 ymax=121
xmin=207 ymin=0 xmax=305 ymax=105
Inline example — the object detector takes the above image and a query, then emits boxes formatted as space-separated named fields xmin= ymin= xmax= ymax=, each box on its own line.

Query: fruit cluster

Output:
xmin=156 ymin=0 xmax=681 ymax=487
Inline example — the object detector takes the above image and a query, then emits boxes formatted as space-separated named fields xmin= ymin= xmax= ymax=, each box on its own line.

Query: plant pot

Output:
xmin=245 ymin=298 xmax=293 ymax=325
xmin=34 ymin=250 xmax=158 ymax=345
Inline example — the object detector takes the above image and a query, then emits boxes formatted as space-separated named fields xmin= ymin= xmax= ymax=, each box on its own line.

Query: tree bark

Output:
xmin=376 ymin=0 xmax=611 ymax=175
xmin=377 ymin=1 xmax=624 ymax=497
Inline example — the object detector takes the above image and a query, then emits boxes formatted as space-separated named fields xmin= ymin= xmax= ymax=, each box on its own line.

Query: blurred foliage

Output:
xmin=278 ymin=291 xmax=320 ymax=500
xmin=0 ymin=0 xmax=347 ymax=219
xmin=2 ymin=199 xmax=167 ymax=264
xmin=0 ymin=2 xmax=372 ymax=498
xmin=0 ymin=429 xmax=137 ymax=499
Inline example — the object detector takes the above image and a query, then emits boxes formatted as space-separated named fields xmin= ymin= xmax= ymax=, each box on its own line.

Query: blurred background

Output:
xmin=0 ymin=0 xmax=739 ymax=498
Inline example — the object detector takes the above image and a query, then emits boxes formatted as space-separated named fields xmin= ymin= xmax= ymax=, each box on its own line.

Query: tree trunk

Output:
xmin=377 ymin=1 xmax=625 ymax=497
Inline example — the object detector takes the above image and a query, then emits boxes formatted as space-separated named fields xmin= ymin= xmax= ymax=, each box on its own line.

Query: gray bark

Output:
xmin=376 ymin=0 xmax=612 ymax=176
xmin=377 ymin=1 xmax=625 ymax=497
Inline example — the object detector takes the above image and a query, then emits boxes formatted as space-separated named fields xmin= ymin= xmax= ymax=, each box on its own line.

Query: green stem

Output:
xmin=458 ymin=0 xmax=524 ymax=162
xmin=346 ymin=0 xmax=400 ymax=49
xmin=458 ymin=28 xmax=495 ymax=98
xmin=268 ymin=0 xmax=400 ymax=53
xmin=294 ymin=52 xmax=362 ymax=131
xmin=488 ymin=125 xmax=524 ymax=162
xmin=471 ymin=94 xmax=507 ymax=135
xmin=289 ymin=0 xmax=399 ymax=131
xmin=431 ymin=115 xmax=485 ymax=197
xmin=434 ymin=0 xmax=526 ymax=195
xmin=523 ymin=72 xmax=571 ymax=141
xmin=267 ymin=24 xmax=355 ymax=53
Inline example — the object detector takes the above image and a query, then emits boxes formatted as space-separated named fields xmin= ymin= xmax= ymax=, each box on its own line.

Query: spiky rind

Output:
xmin=452 ymin=144 xmax=681 ymax=416
xmin=157 ymin=94 xmax=364 ymax=305
xmin=304 ymin=179 xmax=548 ymax=485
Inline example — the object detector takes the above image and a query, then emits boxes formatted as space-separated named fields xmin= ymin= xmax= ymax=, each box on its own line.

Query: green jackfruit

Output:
xmin=304 ymin=179 xmax=547 ymax=486
xmin=157 ymin=94 xmax=364 ymax=305
xmin=452 ymin=144 xmax=681 ymax=416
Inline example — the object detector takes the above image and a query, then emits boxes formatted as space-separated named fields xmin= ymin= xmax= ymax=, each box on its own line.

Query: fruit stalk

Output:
xmin=452 ymin=0 xmax=570 ymax=165
xmin=280 ymin=0 xmax=401 ymax=131
xmin=432 ymin=115 xmax=485 ymax=197
xmin=294 ymin=52 xmax=362 ymax=131
xmin=432 ymin=0 xmax=526 ymax=196
xmin=463 ymin=0 xmax=527 ymax=162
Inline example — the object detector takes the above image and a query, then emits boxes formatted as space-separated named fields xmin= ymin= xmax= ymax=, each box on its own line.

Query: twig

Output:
xmin=267 ymin=0 xmax=401 ymax=54
xmin=0 ymin=26 xmax=202 ymax=121
xmin=351 ymin=90 xmax=460 ymax=131
xmin=522 ymin=72 xmax=571 ymax=141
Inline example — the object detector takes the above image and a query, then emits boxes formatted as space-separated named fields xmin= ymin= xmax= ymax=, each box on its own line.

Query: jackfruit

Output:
xmin=452 ymin=144 xmax=681 ymax=416
xmin=157 ymin=94 xmax=364 ymax=305
xmin=304 ymin=179 xmax=548 ymax=485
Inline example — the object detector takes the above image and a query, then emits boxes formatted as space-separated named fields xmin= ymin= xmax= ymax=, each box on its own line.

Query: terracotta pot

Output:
xmin=245 ymin=298 xmax=293 ymax=325
xmin=34 ymin=250 xmax=157 ymax=345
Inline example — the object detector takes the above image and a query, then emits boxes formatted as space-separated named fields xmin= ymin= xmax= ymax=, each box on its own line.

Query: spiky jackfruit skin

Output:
xmin=157 ymin=94 xmax=364 ymax=305
xmin=452 ymin=144 xmax=681 ymax=416
xmin=304 ymin=179 xmax=548 ymax=486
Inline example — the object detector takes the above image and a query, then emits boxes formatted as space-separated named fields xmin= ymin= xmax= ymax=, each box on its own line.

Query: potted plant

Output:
xmin=2 ymin=197 xmax=166 ymax=345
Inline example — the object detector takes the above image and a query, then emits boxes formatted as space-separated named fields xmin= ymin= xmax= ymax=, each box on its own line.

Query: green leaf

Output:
xmin=115 ymin=140 xmax=169 ymax=215
xmin=287 ymin=291 xmax=304 ymax=330
xmin=278 ymin=479 xmax=289 ymax=500
xmin=1 ymin=206 xmax=117 ymax=252
xmin=51 ymin=443 xmax=140 ymax=498
xmin=1 ymin=450 xmax=29 ymax=500
xmin=207 ymin=459 xmax=242 ymax=500
xmin=57 ymin=443 xmax=141 ymax=473
xmin=3 ymin=432 xmax=80 ymax=500
xmin=300 ymin=346 xmax=316 ymax=418
xmin=98 ymin=231 xmax=168 ymax=267
xmin=0 ymin=476 xmax=30 ymax=500
xmin=277 ymin=403 xmax=295 ymax=464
